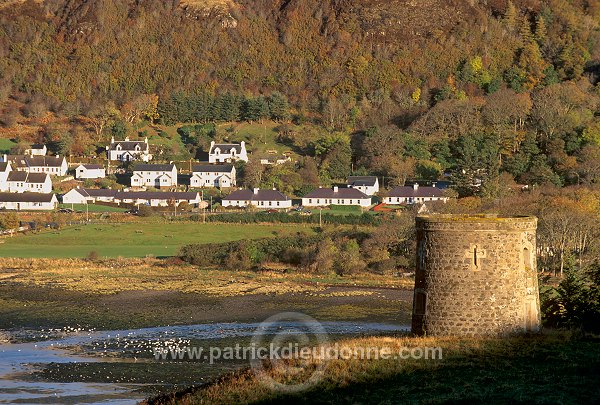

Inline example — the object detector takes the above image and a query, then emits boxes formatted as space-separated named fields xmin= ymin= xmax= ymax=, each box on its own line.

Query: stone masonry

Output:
xmin=412 ymin=214 xmax=540 ymax=337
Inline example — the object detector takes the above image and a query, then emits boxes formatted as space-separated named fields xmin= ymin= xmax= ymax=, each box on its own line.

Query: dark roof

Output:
xmin=388 ymin=186 xmax=446 ymax=198
xmin=304 ymin=187 xmax=370 ymax=199
xmin=30 ymin=144 xmax=45 ymax=150
xmin=132 ymin=163 xmax=176 ymax=172
xmin=6 ymin=155 xmax=65 ymax=168
xmin=211 ymin=143 xmax=243 ymax=154
xmin=193 ymin=164 xmax=234 ymax=173
xmin=7 ymin=172 xmax=49 ymax=184
xmin=108 ymin=141 xmax=148 ymax=151
xmin=114 ymin=191 xmax=200 ymax=200
xmin=75 ymin=188 xmax=118 ymax=198
xmin=223 ymin=189 xmax=290 ymax=202
xmin=0 ymin=192 xmax=55 ymax=202
xmin=347 ymin=176 xmax=378 ymax=187
xmin=79 ymin=164 xmax=103 ymax=170
xmin=0 ymin=162 xmax=9 ymax=171
xmin=405 ymin=180 xmax=452 ymax=190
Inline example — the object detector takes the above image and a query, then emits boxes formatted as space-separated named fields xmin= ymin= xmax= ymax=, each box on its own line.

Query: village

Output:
xmin=0 ymin=136 xmax=451 ymax=214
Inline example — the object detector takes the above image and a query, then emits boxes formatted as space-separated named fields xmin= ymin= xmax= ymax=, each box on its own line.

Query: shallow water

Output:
xmin=0 ymin=321 xmax=409 ymax=404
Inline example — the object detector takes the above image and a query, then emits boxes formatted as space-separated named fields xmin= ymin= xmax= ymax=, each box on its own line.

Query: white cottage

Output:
xmin=208 ymin=141 xmax=248 ymax=163
xmin=3 ymin=155 xmax=68 ymax=176
xmin=106 ymin=137 xmax=152 ymax=162
xmin=113 ymin=191 xmax=202 ymax=207
xmin=191 ymin=164 xmax=236 ymax=188
xmin=302 ymin=187 xmax=372 ymax=208
xmin=0 ymin=192 xmax=57 ymax=211
xmin=62 ymin=188 xmax=118 ymax=205
xmin=5 ymin=172 xmax=52 ymax=193
xmin=383 ymin=184 xmax=449 ymax=205
xmin=222 ymin=188 xmax=292 ymax=209
xmin=75 ymin=164 xmax=106 ymax=180
xmin=347 ymin=176 xmax=380 ymax=196
xmin=25 ymin=144 xmax=47 ymax=156
xmin=131 ymin=163 xmax=178 ymax=188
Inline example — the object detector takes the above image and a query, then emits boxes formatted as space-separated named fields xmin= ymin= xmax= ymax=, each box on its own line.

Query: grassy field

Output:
xmin=0 ymin=137 xmax=16 ymax=153
xmin=0 ymin=222 xmax=313 ymax=258
xmin=153 ymin=332 xmax=600 ymax=404
xmin=58 ymin=204 xmax=127 ymax=213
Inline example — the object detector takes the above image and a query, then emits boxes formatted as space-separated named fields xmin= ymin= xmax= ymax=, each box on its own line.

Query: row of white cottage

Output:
xmin=222 ymin=183 xmax=448 ymax=209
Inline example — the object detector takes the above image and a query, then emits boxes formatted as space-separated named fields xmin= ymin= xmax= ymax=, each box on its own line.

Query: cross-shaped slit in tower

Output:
xmin=465 ymin=244 xmax=487 ymax=271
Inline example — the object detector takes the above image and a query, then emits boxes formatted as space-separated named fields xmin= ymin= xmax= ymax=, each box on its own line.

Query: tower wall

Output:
xmin=412 ymin=214 xmax=540 ymax=337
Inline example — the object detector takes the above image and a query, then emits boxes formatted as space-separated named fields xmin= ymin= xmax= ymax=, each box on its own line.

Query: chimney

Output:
xmin=111 ymin=136 xmax=115 ymax=143
xmin=432 ymin=182 xmax=437 ymax=188
xmin=413 ymin=183 xmax=419 ymax=190
xmin=253 ymin=188 xmax=259 ymax=194
xmin=333 ymin=186 xmax=339 ymax=193
xmin=125 ymin=136 xmax=130 ymax=142
xmin=144 ymin=137 xmax=148 ymax=144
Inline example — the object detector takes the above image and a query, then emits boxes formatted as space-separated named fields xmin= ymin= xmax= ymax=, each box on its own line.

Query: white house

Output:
xmin=25 ymin=144 xmax=47 ymax=156
xmin=222 ymin=188 xmax=292 ymax=209
xmin=0 ymin=192 xmax=58 ymax=211
xmin=0 ymin=162 xmax=10 ymax=188
xmin=208 ymin=141 xmax=248 ymax=163
xmin=347 ymin=176 xmax=380 ymax=196
xmin=106 ymin=137 xmax=152 ymax=162
xmin=131 ymin=163 xmax=177 ymax=188
xmin=302 ymin=186 xmax=372 ymax=208
xmin=113 ymin=191 xmax=202 ymax=207
xmin=62 ymin=188 xmax=118 ymax=204
xmin=75 ymin=164 xmax=106 ymax=180
xmin=62 ymin=188 xmax=202 ymax=208
xmin=191 ymin=164 xmax=236 ymax=188
xmin=383 ymin=184 xmax=449 ymax=205
xmin=5 ymin=172 xmax=52 ymax=193
xmin=2 ymin=155 xmax=68 ymax=176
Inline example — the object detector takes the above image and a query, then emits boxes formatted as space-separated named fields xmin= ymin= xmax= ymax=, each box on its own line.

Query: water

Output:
xmin=0 ymin=322 xmax=409 ymax=404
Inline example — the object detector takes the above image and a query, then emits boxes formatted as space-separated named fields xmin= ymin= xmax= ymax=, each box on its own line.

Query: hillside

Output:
xmin=0 ymin=0 xmax=599 ymax=194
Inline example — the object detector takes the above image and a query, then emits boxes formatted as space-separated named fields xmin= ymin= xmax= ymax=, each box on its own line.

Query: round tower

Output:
xmin=412 ymin=214 xmax=540 ymax=337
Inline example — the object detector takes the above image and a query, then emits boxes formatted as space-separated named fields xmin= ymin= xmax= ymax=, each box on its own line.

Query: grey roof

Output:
xmin=0 ymin=192 xmax=55 ymax=203
xmin=211 ymin=144 xmax=243 ymax=154
xmin=7 ymin=172 xmax=49 ymax=184
xmin=108 ymin=141 xmax=148 ymax=151
xmin=6 ymin=155 xmax=65 ymax=168
xmin=193 ymin=164 xmax=234 ymax=173
xmin=79 ymin=164 xmax=103 ymax=170
xmin=347 ymin=176 xmax=378 ymax=187
xmin=223 ymin=189 xmax=290 ymax=202
xmin=387 ymin=186 xmax=446 ymax=198
xmin=114 ymin=191 xmax=200 ymax=200
xmin=0 ymin=162 xmax=9 ymax=171
xmin=304 ymin=187 xmax=370 ymax=199
xmin=30 ymin=144 xmax=45 ymax=150
xmin=132 ymin=163 xmax=176 ymax=172
xmin=75 ymin=189 xmax=118 ymax=198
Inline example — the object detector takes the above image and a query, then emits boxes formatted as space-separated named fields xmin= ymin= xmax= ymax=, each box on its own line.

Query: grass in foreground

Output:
xmin=0 ymin=222 xmax=313 ymax=258
xmin=148 ymin=332 xmax=600 ymax=404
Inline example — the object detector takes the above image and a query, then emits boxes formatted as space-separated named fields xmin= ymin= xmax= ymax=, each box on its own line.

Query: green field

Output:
xmin=0 ymin=222 xmax=310 ymax=258
xmin=0 ymin=138 xmax=16 ymax=154
xmin=58 ymin=204 xmax=127 ymax=213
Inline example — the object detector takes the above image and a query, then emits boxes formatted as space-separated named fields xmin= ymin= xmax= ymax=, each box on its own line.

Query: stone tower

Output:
xmin=412 ymin=214 xmax=540 ymax=337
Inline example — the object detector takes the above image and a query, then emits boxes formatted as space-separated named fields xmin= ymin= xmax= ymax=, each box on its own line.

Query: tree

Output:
xmin=268 ymin=92 xmax=290 ymax=121
xmin=0 ymin=213 xmax=19 ymax=233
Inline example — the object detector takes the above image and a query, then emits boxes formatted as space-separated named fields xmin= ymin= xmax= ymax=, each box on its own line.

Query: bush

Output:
xmin=137 ymin=205 xmax=153 ymax=217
